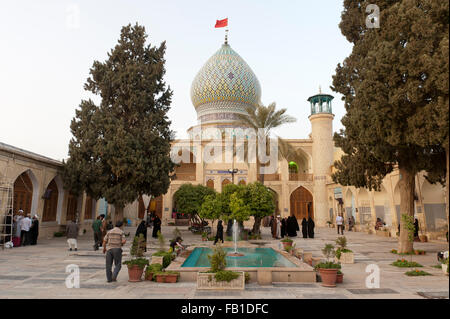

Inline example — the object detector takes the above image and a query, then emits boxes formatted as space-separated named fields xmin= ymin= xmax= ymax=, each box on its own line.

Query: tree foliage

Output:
xmin=332 ymin=0 xmax=448 ymax=252
xmin=62 ymin=23 xmax=174 ymax=219
xmin=229 ymin=182 xmax=275 ymax=223
xmin=173 ymin=183 xmax=215 ymax=223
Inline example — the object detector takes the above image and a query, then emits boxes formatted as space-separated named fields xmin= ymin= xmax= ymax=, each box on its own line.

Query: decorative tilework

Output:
xmin=191 ymin=44 xmax=262 ymax=110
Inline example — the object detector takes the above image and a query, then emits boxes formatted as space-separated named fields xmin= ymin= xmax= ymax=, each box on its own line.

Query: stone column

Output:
xmin=309 ymin=113 xmax=334 ymax=227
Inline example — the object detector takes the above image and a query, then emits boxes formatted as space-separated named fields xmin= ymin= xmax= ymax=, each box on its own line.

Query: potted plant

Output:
xmin=164 ymin=271 xmax=180 ymax=283
xmin=335 ymin=236 xmax=354 ymax=264
xmin=201 ymin=231 xmax=208 ymax=241
xmin=280 ymin=237 xmax=293 ymax=249
xmin=314 ymin=243 xmax=341 ymax=287
xmin=336 ymin=270 xmax=344 ymax=283
xmin=144 ymin=263 xmax=162 ymax=281
xmin=123 ymin=234 xmax=149 ymax=282
xmin=197 ymin=245 xmax=244 ymax=290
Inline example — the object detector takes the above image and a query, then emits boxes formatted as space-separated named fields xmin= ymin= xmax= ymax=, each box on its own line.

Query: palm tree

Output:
xmin=236 ymin=102 xmax=296 ymax=234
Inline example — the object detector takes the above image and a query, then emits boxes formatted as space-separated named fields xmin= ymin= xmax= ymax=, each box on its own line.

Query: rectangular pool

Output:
xmin=181 ymin=247 xmax=298 ymax=268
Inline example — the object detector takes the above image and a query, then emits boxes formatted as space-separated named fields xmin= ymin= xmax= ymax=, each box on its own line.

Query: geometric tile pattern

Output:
xmin=191 ymin=43 xmax=261 ymax=111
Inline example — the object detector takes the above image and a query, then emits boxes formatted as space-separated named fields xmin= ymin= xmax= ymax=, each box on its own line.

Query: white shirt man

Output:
xmin=336 ymin=214 xmax=344 ymax=235
xmin=20 ymin=215 xmax=32 ymax=231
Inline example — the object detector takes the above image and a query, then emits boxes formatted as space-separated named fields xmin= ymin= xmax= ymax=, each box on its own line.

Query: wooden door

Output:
xmin=84 ymin=195 xmax=93 ymax=220
xmin=13 ymin=172 xmax=33 ymax=214
xmin=66 ymin=193 xmax=78 ymax=222
xmin=42 ymin=180 xmax=58 ymax=222
xmin=290 ymin=187 xmax=314 ymax=220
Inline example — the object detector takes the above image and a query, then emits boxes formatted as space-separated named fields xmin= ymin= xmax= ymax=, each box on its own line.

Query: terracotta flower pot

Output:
xmin=282 ymin=241 xmax=293 ymax=249
xmin=155 ymin=274 xmax=166 ymax=283
xmin=145 ymin=272 xmax=153 ymax=281
xmin=127 ymin=265 xmax=144 ymax=282
xmin=414 ymin=250 xmax=420 ymax=255
xmin=336 ymin=273 xmax=343 ymax=284
xmin=319 ymin=268 xmax=338 ymax=287
xmin=419 ymin=235 xmax=428 ymax=242
xmin=165 ymin=274 xmax=178 ymax=283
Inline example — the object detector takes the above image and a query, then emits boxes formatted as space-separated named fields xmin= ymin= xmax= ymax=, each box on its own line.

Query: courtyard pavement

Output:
xmin=0 ymin=225 xmax=448 ymax=299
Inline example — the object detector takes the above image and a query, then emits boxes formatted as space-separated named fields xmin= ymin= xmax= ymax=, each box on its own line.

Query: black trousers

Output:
xmin=21 ymin=230 xmax=30 ymax=246
xmin=105 ymin=248 xmax=122 ymax=282
xmin=337 ymin=225 xmax=344 ymax=235
xmin=94 ymin=231 xmax=102 ymax=250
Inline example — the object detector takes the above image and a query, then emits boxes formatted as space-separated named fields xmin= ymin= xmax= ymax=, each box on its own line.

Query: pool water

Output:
xmin=181 ymin=247 xmax=298 ymax=268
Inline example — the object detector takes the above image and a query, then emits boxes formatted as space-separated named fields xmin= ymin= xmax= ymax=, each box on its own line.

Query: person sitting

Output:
xmin=170 ymin=236 xmax=185 ymax=255
xmin=375 ymin=218 xmax=384 ymax=230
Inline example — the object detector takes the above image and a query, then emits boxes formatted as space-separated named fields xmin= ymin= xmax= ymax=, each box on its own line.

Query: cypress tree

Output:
xmin=332 ymin=1 xmax=448 ymax=253
xmin=63 ymin=23 xmax=175 ymax=222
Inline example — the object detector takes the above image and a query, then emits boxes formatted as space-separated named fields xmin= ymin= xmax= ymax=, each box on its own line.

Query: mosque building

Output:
xmin=0 ymin=39 xmax=447 ymax=243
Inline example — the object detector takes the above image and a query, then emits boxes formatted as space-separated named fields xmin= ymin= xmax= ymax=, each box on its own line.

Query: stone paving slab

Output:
xmin=417 ymin=291 xmax=449 ymax=299
xmin=347 ymin=288 xmax=399 ymax=294
xmin=0 ymin=226 xmax=448 ymax=299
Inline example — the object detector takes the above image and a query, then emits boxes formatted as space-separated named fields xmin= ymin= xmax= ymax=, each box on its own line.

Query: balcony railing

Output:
xmin=171 ymin=173 xmax=196 ymax=181
xmin=263 ymin=174 xmax=280 ymax=181
xmin=289 ymin=173 xmax=313 ymax=182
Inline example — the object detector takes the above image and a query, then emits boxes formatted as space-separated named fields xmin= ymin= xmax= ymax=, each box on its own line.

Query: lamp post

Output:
xmin=228 ymin=168 xmax=238 ymax=184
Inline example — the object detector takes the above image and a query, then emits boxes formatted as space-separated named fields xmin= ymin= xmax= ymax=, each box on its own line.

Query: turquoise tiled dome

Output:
xmin=191 ymin=43 xmax=261 ymax=123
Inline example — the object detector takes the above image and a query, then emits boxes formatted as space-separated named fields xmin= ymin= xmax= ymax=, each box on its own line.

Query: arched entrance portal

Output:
xmin=290 ymin=187 xmax=314 ymax=220
xmin=66 ymin=193 xmax=78 ymax=222
xmin=42 ymin=179 xmax=58 ymax=222
xmin=13 ymin=172 xmax=33 ymax=214
xmin=149 ymin=195 xmax=162 ymax=219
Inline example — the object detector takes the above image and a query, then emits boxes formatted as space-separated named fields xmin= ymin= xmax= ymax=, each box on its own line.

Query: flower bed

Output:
xmin=391 ymin=259 xmax=423 ymax=268
xmin=405 ymin=269 xmax=432 ymax=276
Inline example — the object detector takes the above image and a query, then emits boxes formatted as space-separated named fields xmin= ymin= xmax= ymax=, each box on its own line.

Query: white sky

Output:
xmin=0 ymin=0 xmax=353 ymax=161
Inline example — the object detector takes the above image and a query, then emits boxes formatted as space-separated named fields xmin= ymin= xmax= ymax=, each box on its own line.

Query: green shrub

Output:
xmin=225 ymin=236 xmax=233 ymax=241
xmin=53 ymin=231 xmax=65 ymax=237
xmin=281 ymin=237 xmax=293 ymax=243
xmin=214 ymin=270 xmax=240 ymax=282
xmin=152 ymin=251 xmax=175 ymax=268
xmin=123 ymin=257 xmax=149 ymax=269
xmin=405 ymin=269 xmax=432 ymax=276
xmin=244 ymin=272 xmax=250 ymax=283
xmin=391 ymin=259 xmax=423 ymax=268
xmin=314 ymin=262 xmax=341 ymax=270
xmin=145 ymin=263 xmax=163 ymax=275
xmin=130 ymin=234 xmax=146 ymax=258
xmin=208 ymin=245 xmax=227 ymax=272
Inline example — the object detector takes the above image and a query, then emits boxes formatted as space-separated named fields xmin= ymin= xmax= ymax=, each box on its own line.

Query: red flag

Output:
xmin=215 ymin=18 xmax=228 ymax=28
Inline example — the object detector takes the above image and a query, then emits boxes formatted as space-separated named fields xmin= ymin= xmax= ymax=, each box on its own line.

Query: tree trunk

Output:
xmin=115 ymin=205 xmax=124 ymax=224
xmin=446 ymin=146 xmax=449 ymax=241
xmin=398 ymin=166 xmax=415 ymax=254
xmin=252 ymin=216 xmax=262 ymax=235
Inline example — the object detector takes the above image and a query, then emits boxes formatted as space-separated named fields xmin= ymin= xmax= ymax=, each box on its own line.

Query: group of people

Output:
xmin=5 ymin=209 xmax=40 ymax=247
xmin=268 ymin=215 xmax=315 ymax=239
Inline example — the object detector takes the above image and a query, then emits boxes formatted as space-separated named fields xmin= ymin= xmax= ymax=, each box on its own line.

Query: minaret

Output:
xmin=308 ymin=88 xmax=335 ymax=227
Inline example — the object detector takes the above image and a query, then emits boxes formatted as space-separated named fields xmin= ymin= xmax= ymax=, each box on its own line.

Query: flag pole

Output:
xmin=225 ymin=28 xmax=229 ymax=44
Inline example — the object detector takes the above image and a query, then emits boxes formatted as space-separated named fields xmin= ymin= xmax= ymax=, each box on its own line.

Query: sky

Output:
xmin=0 ymin=0 xmax=353 ymax=161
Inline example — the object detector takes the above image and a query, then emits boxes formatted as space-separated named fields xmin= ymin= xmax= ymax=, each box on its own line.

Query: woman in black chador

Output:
xmin=286 ymin=216 xmax=299 ymax=237
xmin=280 ymin=218 xmax=287 ymax=238
xmin=307 ymin=217 xmax=315 ymax=239
xmin=214 ymin=220 xmax=224 ymax=244
xmin=135 ymin=220 xmax=147 ymax=251
xmin=152 ymin=215 xmax=161 ymax=238
xmin=29 ymin=215 xmax=39 ymax=245
xmin=301 ymin=218 xmax=308 ymax=238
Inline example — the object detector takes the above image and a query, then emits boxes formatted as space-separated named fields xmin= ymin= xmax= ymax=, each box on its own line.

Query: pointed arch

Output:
xmin=290 ymin=186 xmax=314 ymax=220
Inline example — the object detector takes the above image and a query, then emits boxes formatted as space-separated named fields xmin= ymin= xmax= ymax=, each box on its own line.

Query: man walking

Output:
xmin=92 ymin=215 xmax=103 ymax=251
xmin=103 ymin=221 xmax=126 ymax=283
xmin=19 ymin=213 xmax=32 ymax=246
xmin=336 ymin=213 xmax=344 ymax=235
xmin=66 ymin=219 xmax=79 ymax=251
